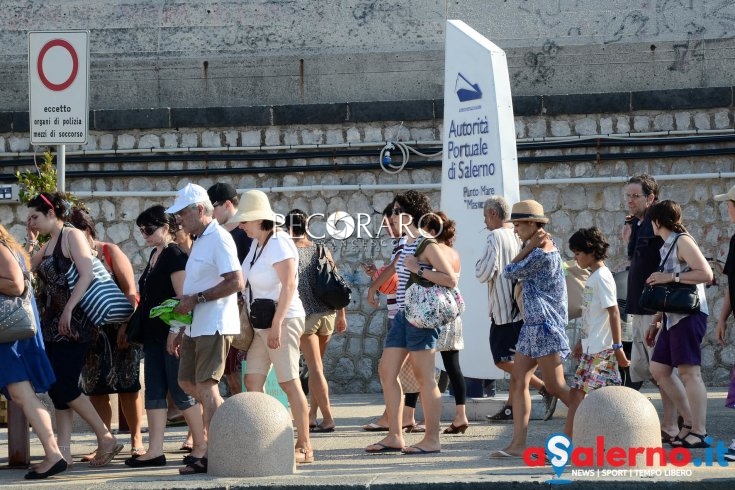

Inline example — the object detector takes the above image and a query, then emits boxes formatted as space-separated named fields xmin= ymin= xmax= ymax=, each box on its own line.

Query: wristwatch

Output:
xmin=612 ymin=343 xmax=624 ymax=351
xmin=197 ymin=292 xmax=207 ymax=304
xmin=417 ymin=267 xmax=425 ymax=278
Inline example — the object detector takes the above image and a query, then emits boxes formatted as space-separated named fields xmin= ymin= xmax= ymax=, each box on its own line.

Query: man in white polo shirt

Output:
xmin=165 ymin=183 xmax=244 ymax=475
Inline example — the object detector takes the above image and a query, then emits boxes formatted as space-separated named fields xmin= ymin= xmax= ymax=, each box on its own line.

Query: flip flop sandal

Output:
xmin=401 ymin=445 xmax=441 ymax=455
xmin=366 ymin=443 xmax=404 ymax=454
xmin=179 ymin=457 xmax=208 ymax=475
xmin=310 ymin=424 xmax=336 ymax=433
xmin=179 ymin=444 xmax=193 ymax=453
xmin=295 ymin=448 xmax=314 ymax=464
xmin=81 ymin=451 xmax=97 ymax=462
xmin=89 ymin=443 xmax=124 ymax=467
xmin=489 ymin=450 xmax=523 ymax=459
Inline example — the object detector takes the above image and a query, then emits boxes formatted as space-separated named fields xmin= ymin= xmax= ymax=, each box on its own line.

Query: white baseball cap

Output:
xmin=165 ymin=183 xmax=211 ymax=214
xmin=714 ymin=185 xmax=735 ymax=202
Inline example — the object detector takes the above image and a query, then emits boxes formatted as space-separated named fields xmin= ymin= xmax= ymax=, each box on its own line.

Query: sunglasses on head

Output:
xmin=139 ymin=225 xmax=160 ymax=236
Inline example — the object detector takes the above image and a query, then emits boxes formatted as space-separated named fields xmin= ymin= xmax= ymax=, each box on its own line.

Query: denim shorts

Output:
xmin=384 ymin=310 xmax=439 ymax=352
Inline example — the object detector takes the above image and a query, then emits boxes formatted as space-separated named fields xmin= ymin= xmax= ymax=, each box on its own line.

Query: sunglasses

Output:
xmin=392 ymin=207 xmax=404 ymax=216
xmin=139 ymin=225 xmax=160 ymax=236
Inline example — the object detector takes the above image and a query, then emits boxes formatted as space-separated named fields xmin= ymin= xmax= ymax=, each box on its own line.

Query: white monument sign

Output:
xmin=438 ymin=20 xmax=520 ymax=380
xmin=28 ymin=31 xmax=89 ymax=145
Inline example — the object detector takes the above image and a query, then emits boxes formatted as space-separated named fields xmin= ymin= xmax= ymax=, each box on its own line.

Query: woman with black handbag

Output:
xmin=0 ymin=225 xmax=66 ymax=479
xmin=644 ymin=200 xmax=713 ymax=449
xmin=229 ymin=190 xmax=313 ymax=464
xmin=26 ymin=192 xmax=122 ymax=467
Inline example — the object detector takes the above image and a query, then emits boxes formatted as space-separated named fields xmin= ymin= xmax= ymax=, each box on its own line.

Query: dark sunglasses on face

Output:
xmin=392 ymin=207 xmax=404 ymax=215
xmin=139 ymin=225 xmax=160 ymax=236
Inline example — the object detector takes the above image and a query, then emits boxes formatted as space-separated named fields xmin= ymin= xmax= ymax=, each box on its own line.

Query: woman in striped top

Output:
xmin=366 ymin=191 xmax=457 ymax=455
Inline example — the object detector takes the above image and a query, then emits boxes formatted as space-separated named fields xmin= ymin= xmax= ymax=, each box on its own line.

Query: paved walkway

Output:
xmin=0 ymin=388 xmax=733 ymax=489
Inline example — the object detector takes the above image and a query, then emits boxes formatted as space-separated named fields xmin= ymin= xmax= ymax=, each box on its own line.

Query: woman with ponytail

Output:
xmin=645 ymin=200 xmax=713 ymax=449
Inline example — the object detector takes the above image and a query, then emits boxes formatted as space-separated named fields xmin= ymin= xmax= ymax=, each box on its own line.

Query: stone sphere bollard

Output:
xmin=573 ymin=386 xmax=663 ymax=468
xmin=208 ymin=391 xmax=295 ymax=477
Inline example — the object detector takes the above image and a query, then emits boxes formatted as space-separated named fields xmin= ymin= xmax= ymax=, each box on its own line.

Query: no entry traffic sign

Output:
xmin=28 ymin=31 xmax=89 ymax=145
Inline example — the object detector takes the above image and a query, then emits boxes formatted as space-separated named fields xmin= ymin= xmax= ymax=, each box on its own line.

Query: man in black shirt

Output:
xmin=622 ymin=174 xmax=678 ymax=442
xmin=208 ymin=183 xmax=253 ymax=394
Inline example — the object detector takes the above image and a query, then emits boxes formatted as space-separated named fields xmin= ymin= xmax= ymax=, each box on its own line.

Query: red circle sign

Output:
xmin=37 ymin=39 xmax=79 ymax=91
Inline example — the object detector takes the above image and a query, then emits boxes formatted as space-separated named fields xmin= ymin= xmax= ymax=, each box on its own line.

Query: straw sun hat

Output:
xmin=227 ymin=190 xmax=280 ymax=224
xmin=507 ymin=199 xmax=549 ymax=224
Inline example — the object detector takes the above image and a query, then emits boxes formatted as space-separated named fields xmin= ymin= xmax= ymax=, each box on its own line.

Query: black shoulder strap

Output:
xmin=657 ymin=233 xmax=686 ymax=272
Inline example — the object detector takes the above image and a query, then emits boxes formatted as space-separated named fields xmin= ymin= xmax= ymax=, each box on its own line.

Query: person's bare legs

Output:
xmin=366 ymin=348 xmax=407 ymax=451
xmin=135 ymin=408 xmax=166 ymax=460
xmin=405 ymin=349 xmax=441 ymax=452
xmin=119 ymin=391 xmax=144 ymax=454
xmin=563 ymin=388 xmax=586 ymax=438
xmin=499 ymin=352 xmax=569 ymax=456
xmin=83 ymin=394 xmax=113 ymax=460
xmin=300 ymin=333 xmax=335 ymax=429
xmin=7 ymin=382 xmax=64 ymax=474
xmin=496 ymin=360 xmax=544 ymax=407
xmin=652 ymin=362 xmax=707 ymax=443
xmin=179 ymin=379 xmax=211 ymax=459
xmin=66 ymin=395 xmax=120 ymax=463
xmin=279 ymin=378 xmax=312 ymax=458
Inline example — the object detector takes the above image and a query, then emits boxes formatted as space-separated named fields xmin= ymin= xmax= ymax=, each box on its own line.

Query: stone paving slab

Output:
xmin=0 ymin=389 xmax=733 ymax=489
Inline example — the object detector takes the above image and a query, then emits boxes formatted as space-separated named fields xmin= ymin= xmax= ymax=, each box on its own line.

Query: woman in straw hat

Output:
xmin=490 ymin=199 xmax=572 ymax=459
xmin=229 ymin=190 xmax=313 ymax=464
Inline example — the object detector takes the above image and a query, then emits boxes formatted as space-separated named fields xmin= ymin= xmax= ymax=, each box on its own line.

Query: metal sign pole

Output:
xmin=57 ymin=144 xmax=65 ymax=192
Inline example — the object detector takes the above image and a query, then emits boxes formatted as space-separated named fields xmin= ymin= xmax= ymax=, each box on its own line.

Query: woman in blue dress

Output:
xmin=490 ymin=200 xmax=572 ymax=459
xmin=0 ymin=224 xmax=66 ymax=479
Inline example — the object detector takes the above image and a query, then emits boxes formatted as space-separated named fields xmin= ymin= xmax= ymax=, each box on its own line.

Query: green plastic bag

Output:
xmin=149 ymin=298 xmax=193 ymax=329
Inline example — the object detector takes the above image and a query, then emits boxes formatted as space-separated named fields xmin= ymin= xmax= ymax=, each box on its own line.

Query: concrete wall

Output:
xmin=2 ymin=1 xmax=735 ymax=110
xmin=2 ymin=106 xmax=735 ymax=390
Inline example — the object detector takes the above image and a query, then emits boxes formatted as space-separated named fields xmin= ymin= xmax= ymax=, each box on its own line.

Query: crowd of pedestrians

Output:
xmin=1 ymin=175 xmax=734 ymax=480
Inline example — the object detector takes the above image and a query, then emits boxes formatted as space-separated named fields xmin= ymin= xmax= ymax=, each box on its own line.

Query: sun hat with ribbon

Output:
xmin=507 ymin=199 xmax=549 ymax=223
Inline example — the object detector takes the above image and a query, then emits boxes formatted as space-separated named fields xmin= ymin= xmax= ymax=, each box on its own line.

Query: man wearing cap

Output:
xmin=714 ymin=184 xmax=735 ymax=462
xmin=207 ymin=183 xmax=253 ymax=395
xmin=165 ymin=183 xmax=244 ymax=474
xmin=475 ymin=196 xmax=558 ymax=422
xmin=621 ymin=174 xmax=679 ymax=443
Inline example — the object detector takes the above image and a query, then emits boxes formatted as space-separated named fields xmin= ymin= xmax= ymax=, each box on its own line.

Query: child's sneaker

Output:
xmin=486 ymin=405 xmax=513 ymax=422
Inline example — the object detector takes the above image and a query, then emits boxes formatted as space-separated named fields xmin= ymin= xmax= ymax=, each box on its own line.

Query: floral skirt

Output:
xmin=80 ymin=324 xmax=142 ymax=395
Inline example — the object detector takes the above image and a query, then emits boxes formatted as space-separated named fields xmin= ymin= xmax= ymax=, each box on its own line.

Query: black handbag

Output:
xmin=125 ymin=308 xmax=144 ymax=345
xmin=249 ymin=298 xmax=277 ymax=329
xmin=638 ymin=234 xmax=700 ymax=314
xmin=245 ymin=232 xmax=278 ymax=329
xmin=313 ymin=244 xmax=352 ymax=309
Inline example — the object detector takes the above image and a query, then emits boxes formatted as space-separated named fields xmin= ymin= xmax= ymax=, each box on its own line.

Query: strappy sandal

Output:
xmin=89 ymin=443 xmax=124 ymax=467
xmin=672 ymin=432 xmax=710 ymax=449
xmin=669 ymin=424 xmax=692 ymax=446
xmin=179 ymin=457 xmax=208 ymax=475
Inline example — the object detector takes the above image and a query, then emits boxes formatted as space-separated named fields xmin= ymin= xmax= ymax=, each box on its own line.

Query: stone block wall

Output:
xmin=2 ymin=106 xmax=735 ymax=390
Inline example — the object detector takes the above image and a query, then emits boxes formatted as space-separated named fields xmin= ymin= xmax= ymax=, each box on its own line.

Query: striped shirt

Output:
xmin=395 ymin=237 xmax=422 ymax=310
xmin=386 ymin=237 xmax=405 ymax=319
xmin=475 ymin=226 xmax=522 ymax=325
